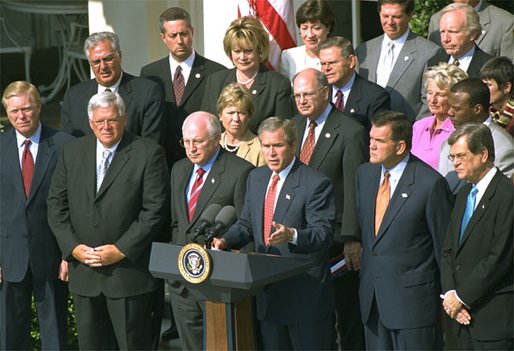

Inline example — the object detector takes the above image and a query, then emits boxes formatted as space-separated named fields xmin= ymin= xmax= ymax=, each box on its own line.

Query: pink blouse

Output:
xmin=412 ymin=116 xmax=455 ymax=170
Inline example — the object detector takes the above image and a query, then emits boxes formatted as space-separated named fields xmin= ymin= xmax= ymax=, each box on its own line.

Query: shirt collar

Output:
xmin=274 ymin=156 xmax=296 ymax=181
xmin=311 ymin=104 xmax=332 ymax=125
xmin=382 ymin=154 xmax=410 ymax=179
xmin=97 ymin=71 xmax=123 ymax=93
xmin=332 ymin=72 xmax=355 ymax=98
xmin=193 ymin=146 xmax=220 ymax=174
xmin=473 ymin=166 xmax=497 ymax=195
xmin=16 ymin=122 xmax=41 ymax=148
xmin=451 ymin=45 xmax=475 ymax=61
xmin=384 ymin=28 xmax=410 ymax=46
xmin=169 ymin=50 xmax=195 ymax=71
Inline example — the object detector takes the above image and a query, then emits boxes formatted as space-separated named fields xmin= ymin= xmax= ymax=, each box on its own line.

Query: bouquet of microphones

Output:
xmin=190 ymin=204 xmax=236 ymax=248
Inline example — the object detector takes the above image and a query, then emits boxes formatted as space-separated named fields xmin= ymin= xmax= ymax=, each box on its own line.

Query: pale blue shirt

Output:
xmin=300 ymin=104 xmax=332 ymax=148
xmin=380 ymin=154 xmax=410 ymax=198
xmin=186 ymin=147 xmax=220 ymax=203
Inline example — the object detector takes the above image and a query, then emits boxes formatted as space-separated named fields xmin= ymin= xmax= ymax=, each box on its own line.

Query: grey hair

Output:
xmin=448 ymin=123 xmax=495 ymax=162
xmin=183 ymin=111 xmax=222 ymax=137
xmin=440 ymin=3 xmax=481 ymax=40
xmin=258 ymin=117 xmax=298 ymax=145
xmin=319 ymin=36 xmax=355 ymax=58
xmin=87 ymin=91 xmax=126 ymax=120
xmin=84 ymin=32 xmax=121 ymax=59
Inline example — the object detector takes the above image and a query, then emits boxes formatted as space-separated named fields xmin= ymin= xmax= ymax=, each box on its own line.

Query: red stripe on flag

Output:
xmin=254 ymin=1 xmax=296 ymax=50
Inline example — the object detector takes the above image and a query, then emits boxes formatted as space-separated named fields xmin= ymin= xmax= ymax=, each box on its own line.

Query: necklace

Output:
xmin=223 ymin=137 xmax=241 ymax=153
xmin=236 ymin=70 xmax=258 ymax=85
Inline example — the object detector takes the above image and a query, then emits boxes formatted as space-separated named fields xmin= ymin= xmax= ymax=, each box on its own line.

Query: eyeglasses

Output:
xmin=291 ymin=87 xmax=325 ymax=101
xmin=320 ymin=60 xmax=342 ymax=69
xmin=92 ymin=118 xmax=122 ymax=127
xmin=448 ymin=152 xmax=470 ymax=162
xmin=179 ymin=138 xmax=212 ymax=148
xmin=90 ymin=54 xmax=117 ymax=68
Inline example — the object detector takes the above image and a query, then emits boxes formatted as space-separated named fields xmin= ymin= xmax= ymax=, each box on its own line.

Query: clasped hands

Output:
xmin=72 ymin=244 xmax=125 ymax=268
xmin=441 ymin=291 xmax=471 ymax=325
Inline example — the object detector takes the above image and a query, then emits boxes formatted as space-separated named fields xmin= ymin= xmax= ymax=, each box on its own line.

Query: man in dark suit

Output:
xmin=213 ymin=117 xmax=336 ymax=350
xmin=61 ymin=31 xmax=164 ymax=144
xmin=441 ymin=123 xmax=513 ymax=350
xmin=319 ymin=36 xmax=390 ymax=132
xmin=0 ymin=82 xmax=73 ymax=350
xmin=169 ymin=111 xmax=253 ymax=350
xmin=291 ymin=68 xmax=368 ymax=350
xmin=356 ymin=111 xmax=454 ymax=349
xmin=48 ymin=91 xmax=170 ymax=350
xmin=140 ymin=7 xmax=225 ymax=167
xmin=427 ymin=3 xmax=493 ymax=79
xmin=355 ymin=0 xmax=442 ymax=121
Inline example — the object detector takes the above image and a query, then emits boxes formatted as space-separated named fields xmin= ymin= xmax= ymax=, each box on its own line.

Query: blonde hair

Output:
xmin=223 ymin=16 xmax=269 ymax=64
xmin=423 ymin=62 xmax=468 ymax=91
xmin=2 ymin=81 xmax=41 ymax=109
xmin=216 ymin=83 xmax=255 ymax=117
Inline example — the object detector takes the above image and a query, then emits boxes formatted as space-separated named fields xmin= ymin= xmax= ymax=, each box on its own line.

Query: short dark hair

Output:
xmin=450 ymin=78 xmax=490 ymax=111
xmin=371 ymin=111 xmax=413 ymax=150
xmin=377 ymin=0 xmax=415 ymax=15
xmin=295 ymin=0 xmax=335 ymax=35
xmin=258 ymin=117 xmax=298 ymax=145
xmin=448 ymin=123 xmax=495 ymax=162
xmin=319 ymin=36 xmax=355 ymax=58
xmin=159 ymin=7 xmax=192 ymax=33
xmin=479 ymin=56 xmax=514 ymax=89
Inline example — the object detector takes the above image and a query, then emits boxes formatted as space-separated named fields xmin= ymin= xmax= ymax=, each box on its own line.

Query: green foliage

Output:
xmin=30 ymin=293 xmax=79 ymax=350
xmin=411 ymin=0 xmax=452 ymax=37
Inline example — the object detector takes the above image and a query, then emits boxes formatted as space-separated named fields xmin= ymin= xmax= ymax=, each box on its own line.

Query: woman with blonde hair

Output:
xmin=202 ymin=16 xmax=295 ymax=133
xmin=217 ymin=83 xmax=265 ymax=167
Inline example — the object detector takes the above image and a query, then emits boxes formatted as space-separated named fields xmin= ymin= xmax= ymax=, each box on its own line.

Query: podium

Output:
xmin=149 ymin=242 xmax=312 ymax=350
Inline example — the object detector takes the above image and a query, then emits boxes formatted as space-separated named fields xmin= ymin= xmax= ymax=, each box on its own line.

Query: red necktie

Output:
xmin=263 ymin=174 xmax=280 ymax=245
xmin=173 ymin=65 xmax=185 ymax=105
xmin=299 ymin=121 xmax=317 ymax=165
xmin=22 ymin=139 xmax=34 ymax=198
xmin=374 ymin=171 xmax=390 ymax=236
xmin=188 ymin=168 xmax=205 ymax=222
xmin=335 ymin=90 xmax=344 ymax=111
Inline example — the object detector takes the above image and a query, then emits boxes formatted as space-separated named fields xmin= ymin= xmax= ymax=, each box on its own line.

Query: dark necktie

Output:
xmin=375 ymin=171 xmax=390 ymax=236
xmin=459 ymin=186 xmax=477 ymax=241
xmin=263 ymin=174 xmax=280 ymax=245
xmin=22 ymin=139 xmax=34 ymax=198
xmin=299 ymin=121 xmax=317 ymax=165
xmin=188 ymin=168 xmax=205 ymax=222
xmin=334 ymin=90 xmax=344 ymax=111
xmin=173 ymin=65 xmax=185 ymax=105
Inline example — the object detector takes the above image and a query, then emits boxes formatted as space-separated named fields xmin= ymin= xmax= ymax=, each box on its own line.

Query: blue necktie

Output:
xmin=459 ymin=186 xmax=478 ymax=241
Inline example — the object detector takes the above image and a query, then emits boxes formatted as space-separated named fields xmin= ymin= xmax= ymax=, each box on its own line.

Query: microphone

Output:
xmin=205 ymin=205 xmax=236 ymax=247
xmin=190 ymin=203 xmax=221 ymax=243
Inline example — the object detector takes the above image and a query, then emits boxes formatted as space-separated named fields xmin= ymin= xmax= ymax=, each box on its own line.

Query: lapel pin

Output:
xmin=251 ymin=89 xmax=257 ymax=95
xmin=195 ymin=73 xmax=201 ymax=78
xmin=211 ymin=178 xmax=215 ymax=184
xmin=286 ymin=194 xmax=291 ymax=200
xmin=350 ymin=108 xmax=355 ymax=113
xmin=481 ymin=204 xmax=485 ymax=209
xmin=404 ymin=56 xmax=409 ymax=61
xmin=325 ymin=133 xmax=331 ymax=138
xmin=401 ymin=193 xmax=408 ymax=198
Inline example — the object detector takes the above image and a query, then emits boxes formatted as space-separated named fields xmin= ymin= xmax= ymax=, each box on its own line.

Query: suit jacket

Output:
xmin=427 ymin=46 xmax=494 ymax=79
xmin=293 ymin=107 xmax=367 ymax=243
xmin=356 ymin=31 xmax=443 ymax=121
xmin=47 ymin=133 xmax=170 ymax=298
xmin=0 ymin=126 xmax=74 ymax=282
xmin=170 ymin=149 xmax=253 ymax=248
xmin=339 ymin=74 xmax=391 ymax=132
xmin=140 ymin=54 xmax=226 ymax=165
xmin=201 ymin=65 xmax=296 ymax=133
xmin=60 ymin=72 xmax=164 ymax=144
xmin=428 ymin=1 xmax=514 ymax=61
xmin=223 ymin=160 xmax=336 ymax=324
xmin=356 ymin=155 xmax=454 ymax=329
xmin=441 ymin=170 xmax=513 ymax=340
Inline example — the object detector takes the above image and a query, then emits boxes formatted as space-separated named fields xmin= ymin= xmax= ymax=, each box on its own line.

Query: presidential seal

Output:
xmin=177 ymin=243 xmax=212 ymax=284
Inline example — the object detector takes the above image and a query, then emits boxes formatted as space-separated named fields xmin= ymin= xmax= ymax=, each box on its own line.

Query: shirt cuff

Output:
xmin=289 ymin=228 xmax=298 ymax=245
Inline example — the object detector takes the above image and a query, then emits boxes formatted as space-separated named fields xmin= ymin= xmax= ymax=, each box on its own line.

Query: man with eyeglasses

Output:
xmin=441 ymin=123 xmax=513 ymax=351
xmin=291 ymin=68 xmax=368 ymax=350
xmin=168 ymin=111 xmax=253 ymax=350
xmin=48 ymin=91 xmax=170 ymax=350
xmin=438 ymin=78 xmax=514 ymax=193
xmin=319 ymin=36 xmax=390 ymax=133
xmin=61 ymin=31 xmax=164 ymax=146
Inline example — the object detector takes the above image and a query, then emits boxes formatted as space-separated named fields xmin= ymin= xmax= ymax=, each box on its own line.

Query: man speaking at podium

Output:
xmin=169 ymin=111 xmax=253 ymax=350
xmin=213 ymin=117 xmax=336 ymax=350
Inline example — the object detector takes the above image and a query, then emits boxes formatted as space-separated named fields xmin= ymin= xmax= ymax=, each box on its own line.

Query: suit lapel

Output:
xmin=294 ymin=116 xmax=307 ymax=157
xmin=309 ymin=108 xmax=340 ymax=170
xmin=368 ymin=36 xmax=383 ymax=82
xmin=4 ymin=130 xmax=26 ymax=200
xmin=95 ymin=134 xmax=132 ymax=199
xmin=247 ymin=65 xmax=268 ymax=98
xmin=181 ymin=55 xmax=206 ymax=104
xmin=387 ymin=32 xmax=417 ymax=89
xmin=273 ymin=160 xmax=300 ymax=225
xmin=27 ymin=126 xmax=55 ymax=203
xmin=117 ymin=73 xmax=133 ymax=112
xmin=345 ymin=76 xmax=362 ymax=115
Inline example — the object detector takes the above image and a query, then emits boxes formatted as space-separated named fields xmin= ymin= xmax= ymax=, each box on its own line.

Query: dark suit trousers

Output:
xmin=364 ymin=297 xmax=442 ymax=350
xmin=0 ymin=270 xmax=68 ymax=350
xmin=73 ymin=291 xmax=153 ymax=350
xmin=455 ymin=326 xmax=514 ymax=351
xmin=260 ymin=315 xmax=332 ymax=350
xmin=169 ymin=284 xmax=205 ymax=351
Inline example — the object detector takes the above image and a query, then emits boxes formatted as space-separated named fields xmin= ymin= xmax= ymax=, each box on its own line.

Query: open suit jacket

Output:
xmin=201 ymin=65 xmax=296 ymax=133
xmin=1 ymin=125 xmax=73 ymax=282
xmin=293 ymin=107 xmax=368 ymax=243
xmin=60 ymin=72 xmax=164 ymax=144
xmin=140 ymin=54 xmax=226 ymax=165
xmin=441 ymin=170 xmax=513 ymax=341
xmin=339 ymin=74 xmax=391 ymax=132
xmin=356 ymin=155 xmax=454 ymax=329
xmin=223 ymin=160 xmax=336 ymax=325
xmin=356 ymin=31 xmax=443 ymax=121
xmin=427 ymin=46 xmax=494 ymax=79
xmin=428 ymin=1 xmax=514 ymax=61
xmin=47 ymin=133 xmax=170 ymax=298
